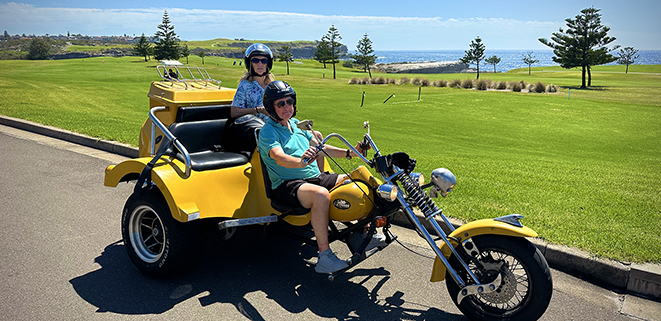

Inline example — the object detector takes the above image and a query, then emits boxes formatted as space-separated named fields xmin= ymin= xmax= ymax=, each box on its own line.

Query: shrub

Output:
xmin=433 ymin=79 xmax=448 ymax=87
xmin=532 ymin=81 xmax=546 ymax=93
xmin=495 ymin=81 xmax=507 ymax=90
xmin=475 ymin=79 xmax=489 ymax=90
xmin=342 ymin=60 xmax=354 ymax=68
xmin=420 ymin=78 xmax=431 ymax=87
xmin=398 ymin=76 xmax=410 ymax=85
xmin=349 ymin=77 xmax=359 ymax=85
xmin=386 ymin=78 xmax=396 ymax=84
xmin=449 ymin=79 xmax=462 ymax=88
xmin=461 ymin=79 xmax=474 ymax=89
xmin=361 ymin=77 xmax=370 ymax=84
xmin=411 ymin=78 xmax=422 ymax=86
xmin=519 ymin=80 xmax=527 ymax=89
xmin=511 ymin=82 xmax=522 ymax=92
xmin=546 ymin=84 xmax=558 ymax=93
xmin=371 ymin=76 xmax=386 ymax=84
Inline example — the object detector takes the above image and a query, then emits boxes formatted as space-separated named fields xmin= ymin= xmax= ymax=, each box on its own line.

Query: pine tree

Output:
xmin=522 ymin=52 xmax=539 ymax=75
xmin=313 ymin=40 xmax=331 ymax=68
xmin=616 ymin=47 xmax=639 ymax=73
xmin=354 ymin=33 xmax=377 ymax=78
xmin=133 ymin=33 xmax=152 ymax=62
xmin=485 ymin=55 xmax=501 ymax=73
xmin=277 ymin=46 xmax=293 ymax=75
xmin=153 ymin=11 xmax=180 ymax=61
xmin=539 ymin=7 xmax=618 ymax=88
xmin=322 ymin=25 xmax=343 ymax=79
xmin=180 ymin=43 xmax=190 ymax=64
xmin=460 ymin=36 xmax=486 ymax=79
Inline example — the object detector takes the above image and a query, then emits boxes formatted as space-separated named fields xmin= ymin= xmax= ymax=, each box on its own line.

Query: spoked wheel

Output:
xmin=122 ymin=190 xmax=199 ymax=277
xmin=446 ymin=235 xmax=553 ymax=321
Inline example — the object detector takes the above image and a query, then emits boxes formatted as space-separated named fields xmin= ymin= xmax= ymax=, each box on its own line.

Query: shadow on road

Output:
xmin=69 ymin=228 xmax=464 ymax=320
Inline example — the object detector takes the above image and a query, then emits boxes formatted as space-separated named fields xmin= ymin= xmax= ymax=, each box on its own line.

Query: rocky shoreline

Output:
xmin=374 ymin=60 xmax=469 ymax=74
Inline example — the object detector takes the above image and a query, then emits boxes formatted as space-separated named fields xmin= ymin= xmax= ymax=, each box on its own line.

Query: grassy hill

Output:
xmin=0 ymin=56 xmax=659 ymax=263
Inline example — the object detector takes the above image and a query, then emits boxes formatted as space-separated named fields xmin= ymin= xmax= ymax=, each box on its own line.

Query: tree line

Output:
xmin=14 ymin=8 xmax=643 ymax=88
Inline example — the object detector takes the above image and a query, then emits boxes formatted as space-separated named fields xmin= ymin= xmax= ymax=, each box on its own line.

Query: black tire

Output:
xmin=121 ymin=190 xmax=200 ymax=277
xmin=446 ymin=235 xmax=553 ymax=321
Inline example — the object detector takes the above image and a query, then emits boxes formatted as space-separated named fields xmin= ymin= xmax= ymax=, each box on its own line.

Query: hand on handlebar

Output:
xmin=301 ymin=145 xmax=319 ymax=165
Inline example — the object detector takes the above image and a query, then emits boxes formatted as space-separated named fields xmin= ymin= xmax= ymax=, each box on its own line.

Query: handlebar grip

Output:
xmin=361 ymin=137 xmax=369 ymax=157
xmin=302 ymin=145 xmax=320 ymax=164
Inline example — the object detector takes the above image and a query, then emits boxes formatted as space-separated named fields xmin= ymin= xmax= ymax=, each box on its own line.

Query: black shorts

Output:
xmin=272 ymin=172 xmax=339 ymax=209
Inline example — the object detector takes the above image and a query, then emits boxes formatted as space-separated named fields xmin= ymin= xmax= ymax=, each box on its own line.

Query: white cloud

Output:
xmin=0 ymin=2 xmax=563 ymax=49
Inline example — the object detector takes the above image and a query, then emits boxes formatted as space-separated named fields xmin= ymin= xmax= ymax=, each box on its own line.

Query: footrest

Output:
xmin=218 ymin=215 xmax=278 ymax=231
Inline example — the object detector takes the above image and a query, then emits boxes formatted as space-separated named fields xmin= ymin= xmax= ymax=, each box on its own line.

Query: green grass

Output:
xmin=1 ymin=56 xmax=659 ymax=263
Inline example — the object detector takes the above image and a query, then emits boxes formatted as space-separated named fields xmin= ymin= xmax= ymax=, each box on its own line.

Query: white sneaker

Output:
xmin=315 ymin=249 xmax=348 ymax=273
xmin=365 ymin=232 xmax=388 ymax=251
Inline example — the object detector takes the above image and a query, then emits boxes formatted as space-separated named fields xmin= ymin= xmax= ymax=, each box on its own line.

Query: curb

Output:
xmin=1 ymin=114 xmax=659 ymax=301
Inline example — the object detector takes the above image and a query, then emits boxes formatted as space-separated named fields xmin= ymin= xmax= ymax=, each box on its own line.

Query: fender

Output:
xmin=104 ymin=155 xmax=270 ymax=222
xmin=429 ymin=217 xmax=538 ymax=282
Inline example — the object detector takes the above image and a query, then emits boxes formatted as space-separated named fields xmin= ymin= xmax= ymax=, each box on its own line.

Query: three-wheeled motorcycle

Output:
xmin=104 ymin=65 xmax=553 ymax=320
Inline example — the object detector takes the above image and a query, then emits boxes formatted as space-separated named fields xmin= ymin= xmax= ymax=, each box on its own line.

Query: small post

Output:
xmin=383 ymin=93 xmax=395 ymax=104
xmin=418 ymin=86 xmax=421 ymax=101
xmin=360 ymin=91 xmax=365 ymax=107
xmin=568 ymin=89 xmax=571 ymax=99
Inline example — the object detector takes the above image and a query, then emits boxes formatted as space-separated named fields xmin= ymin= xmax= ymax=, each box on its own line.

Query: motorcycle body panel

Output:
xmin=429 ymin=218 xmax=538 ymax=282
xmin=105 ymin=152 xmax=277 ymax=223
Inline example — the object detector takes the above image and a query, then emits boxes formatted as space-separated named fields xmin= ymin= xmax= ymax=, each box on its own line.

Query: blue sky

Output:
xmin=1 ymin=0 xmax=659 ymax=50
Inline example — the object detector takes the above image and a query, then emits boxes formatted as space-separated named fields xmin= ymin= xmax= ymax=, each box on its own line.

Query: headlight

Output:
xmin=410 ymin=172 xmax=424 ymax=186
xmin=376 ymin=184 xmax=398 ymax=202
xmin=430 ymin=168 xmax=456 ymax=198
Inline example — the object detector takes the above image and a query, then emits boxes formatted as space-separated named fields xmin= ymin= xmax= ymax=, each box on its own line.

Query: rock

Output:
xmin=374 ymin=61 xmax=468 ymax=74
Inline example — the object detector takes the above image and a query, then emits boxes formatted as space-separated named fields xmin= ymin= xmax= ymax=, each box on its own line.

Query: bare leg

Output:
xmin=297 ymin=183 xmax=331 ymax=252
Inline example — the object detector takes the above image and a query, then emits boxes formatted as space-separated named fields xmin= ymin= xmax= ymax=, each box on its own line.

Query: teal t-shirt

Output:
xmin=258 ymin=118 xmax=321 ymax=189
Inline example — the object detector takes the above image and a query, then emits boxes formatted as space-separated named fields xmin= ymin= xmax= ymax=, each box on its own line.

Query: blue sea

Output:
xmin=367 ymin=50 xmax=661 ymax=72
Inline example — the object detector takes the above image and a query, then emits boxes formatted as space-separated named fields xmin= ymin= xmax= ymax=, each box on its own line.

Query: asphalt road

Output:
xmin=1 ymin=126 xmax=659 ymax=321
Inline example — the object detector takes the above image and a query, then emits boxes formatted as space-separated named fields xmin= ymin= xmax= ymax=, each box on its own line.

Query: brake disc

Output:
xmin=477 ymin=261 xmax=517 ymax=304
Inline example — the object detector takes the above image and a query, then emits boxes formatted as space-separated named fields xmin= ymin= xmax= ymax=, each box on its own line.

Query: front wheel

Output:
xmin=446 ymin=235 xmax=553 ymax=321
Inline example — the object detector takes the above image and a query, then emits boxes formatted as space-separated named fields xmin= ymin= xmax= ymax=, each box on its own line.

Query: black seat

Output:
xmin=168 ymin=119 xmax=249 ymax=171
xmin=256 ymin=128 xmax=310 ymax=216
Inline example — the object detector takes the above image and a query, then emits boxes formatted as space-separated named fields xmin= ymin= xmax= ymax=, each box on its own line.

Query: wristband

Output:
xmin=346 ymin=149 xmax=352 ymax=160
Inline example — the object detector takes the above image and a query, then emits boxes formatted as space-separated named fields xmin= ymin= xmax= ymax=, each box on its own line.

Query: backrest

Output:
xmin=169 ymin=119 xmax=227 ymax=153
xmin=175 ymin=105 xmax=231 ymax=122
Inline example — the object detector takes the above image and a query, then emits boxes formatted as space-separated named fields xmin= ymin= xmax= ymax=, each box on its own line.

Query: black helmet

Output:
xmin=263 ymin=81 xmax=296 ymax=122
xmin=244 ymin=43 xmax=273 ymax=76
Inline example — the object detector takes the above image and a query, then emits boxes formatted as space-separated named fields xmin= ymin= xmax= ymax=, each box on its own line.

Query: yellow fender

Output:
xmin=429 ymin=218 xmax=538 ymax=282
xmin=104 ymin=154 xmax=273 ymax=223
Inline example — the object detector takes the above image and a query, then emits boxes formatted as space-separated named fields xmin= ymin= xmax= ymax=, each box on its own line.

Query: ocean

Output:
xmin=369 ymin=50 xmax=661 ymax=72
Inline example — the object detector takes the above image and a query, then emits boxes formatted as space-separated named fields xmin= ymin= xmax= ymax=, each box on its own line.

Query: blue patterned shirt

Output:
xmin=232 ymin=79 xmax=270 ymax=122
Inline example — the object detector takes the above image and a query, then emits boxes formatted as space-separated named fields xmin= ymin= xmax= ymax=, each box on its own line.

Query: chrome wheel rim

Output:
xmin=128 ymin=205 xmax=165 ymax=263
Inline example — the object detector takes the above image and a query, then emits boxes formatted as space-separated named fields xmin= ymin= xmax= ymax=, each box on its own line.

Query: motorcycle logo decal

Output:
xmin=333 ymin=199 xmax=351 ymax=210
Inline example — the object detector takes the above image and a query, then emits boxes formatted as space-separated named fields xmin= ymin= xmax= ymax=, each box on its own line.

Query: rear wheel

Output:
xmin=122 ymin=190 xmax=199 ymax=277
xmin=446 ymin=235 xmax=553 ymax=321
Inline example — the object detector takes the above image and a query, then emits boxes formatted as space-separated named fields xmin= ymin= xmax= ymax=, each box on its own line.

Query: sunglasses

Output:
xmin=251 ymin=58 xmax=269 ymax=65
xmin=276 ymin=98 xmax=295 ymax=108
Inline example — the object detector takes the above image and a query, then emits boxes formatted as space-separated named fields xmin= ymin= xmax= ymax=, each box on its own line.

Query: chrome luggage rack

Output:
xmin=156 ymin=64 xmax=222 ymax=89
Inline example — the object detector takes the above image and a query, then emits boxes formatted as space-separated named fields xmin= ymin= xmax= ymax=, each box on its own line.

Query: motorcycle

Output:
xmin=103 ymin=68 xmax=552 ymax=320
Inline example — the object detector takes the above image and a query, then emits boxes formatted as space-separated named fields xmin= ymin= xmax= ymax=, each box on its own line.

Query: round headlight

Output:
xmin=410 ymin=172 xmax=424 ymax=186
xmin=376 ymin=184 xmax=398 ymax=202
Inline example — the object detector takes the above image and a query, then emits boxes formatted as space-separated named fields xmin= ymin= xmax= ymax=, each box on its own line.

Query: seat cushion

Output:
xmin=176 ymin=150 xmax=249 ymax=171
